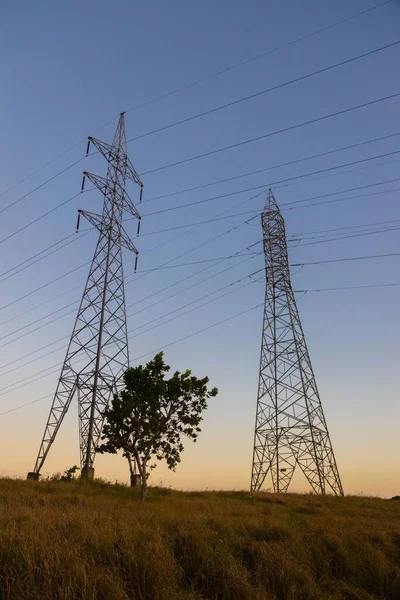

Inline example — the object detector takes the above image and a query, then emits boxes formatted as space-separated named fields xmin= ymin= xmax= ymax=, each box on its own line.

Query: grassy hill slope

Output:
xmin=0 ymin=479 xmax=399 ymax=599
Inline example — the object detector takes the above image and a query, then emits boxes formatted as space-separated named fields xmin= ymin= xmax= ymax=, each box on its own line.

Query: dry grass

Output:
xmin=0 ymin=479 xmax=399 ymax=599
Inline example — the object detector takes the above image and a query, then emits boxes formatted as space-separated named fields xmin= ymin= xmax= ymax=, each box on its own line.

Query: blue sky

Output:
xmin=0 ymin=0 xmax=399 ymax=495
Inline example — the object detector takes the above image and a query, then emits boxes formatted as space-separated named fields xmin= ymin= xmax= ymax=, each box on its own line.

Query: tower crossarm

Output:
xmin=82 ymin=172 xmax=140 ymax=220
xmin=77 ymin=210 xmax=104 ymax=234
xmin=87 ymin=137 xmax=143 ymax=188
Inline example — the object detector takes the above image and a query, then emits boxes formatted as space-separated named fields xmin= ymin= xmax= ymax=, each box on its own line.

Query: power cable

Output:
xmin=125 ymin=0 xmax=394 ymax=115
xmin=0 ymin=230 xmax=91 ymax=285
xmin=291 ymin=251 xmax=400 ymax=267
xmin=1 ymin=92 xmax=397 ymax=244
xmin=295 ymin=282 xmax=400 ymax=293
xmin=127 ymin=209 xmax=261 ymax=235
xmin=3 ymin=272 xmax=400 ymax=417
xmin=0 ymin=117 xmax=116 ymax=201
xmin=0 ymin=300 xmax=264 ymax=399
xmin=135 ymin=253 xmax=261 ymax=274
xmin=0 ymin=393 xmax=53 ymax=418
xmin=0 ymin=189 xmax=93 ymax=247
xmin=141 ymin=155 xmax=400 ymax=217
xmin=291 ymin=217 xmax=400 ymax=238
xmin=129 ymin=39 xmax=400 ymax=144
xmin=2 ymin=234 xmax=399 ymax=366
xmin=0 ymin=157 xmax=85 ymax=217
xmin=282 ymin=178 xmax=400 ymax=209
xmin=0 ymin=266 xmax=261 ymax=378
xmin=0 ymin=282 xmax=83 ymax=329
xmin=0 ymin=301 xmax=265 ymax=416
xmin=2 ymin=190 xmax=399 ymax=341
xmin=0 ymin=261 xmax=90 ymax=314
xmin=0 ymin=248 xmax=256 ymax=369
xmin=1 ymin=1 xmax=389 ymax=209
xmin=139 ymin=91 xmax=400 ymax=176
xmin=128 ymin=270 xmax=263 ymax=335
xmin=1 ymin=169 xmax=398 ymax=332
xmin=290 ymin=225 xmax=400 ymax=248
xmin=141 ymin=130 xmax=400 ymax=204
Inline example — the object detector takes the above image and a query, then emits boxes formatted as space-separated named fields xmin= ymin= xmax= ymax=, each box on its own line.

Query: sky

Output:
xmin=0 ymin=0 xmax=399 ymax=497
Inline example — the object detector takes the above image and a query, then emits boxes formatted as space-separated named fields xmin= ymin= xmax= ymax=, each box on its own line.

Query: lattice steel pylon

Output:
xmin=250 ymin=190 xmax=343 ymax=496
xmin=28 ymin=112 xmax=143 ymax=480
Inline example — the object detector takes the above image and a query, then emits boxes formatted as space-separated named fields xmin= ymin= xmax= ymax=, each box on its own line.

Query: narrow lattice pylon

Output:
xmin=251 ymin=190 xmax=343 ymax=496
xmin=28 ymin=113 xmax=143 ymax=480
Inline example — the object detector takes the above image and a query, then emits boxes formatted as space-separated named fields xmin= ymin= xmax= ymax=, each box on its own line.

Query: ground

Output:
xmin=0 ymin=478 xmax=399 ymax=599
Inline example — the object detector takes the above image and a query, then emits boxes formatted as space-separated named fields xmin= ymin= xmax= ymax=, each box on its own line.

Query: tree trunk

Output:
xmin=127 ymin=454 xmax=141 ymax=487
xmin=139 ymin=461 xmax=148 ymax=502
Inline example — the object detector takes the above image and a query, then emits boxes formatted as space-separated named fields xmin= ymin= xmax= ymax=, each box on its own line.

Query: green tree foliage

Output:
xmin=98 ymin=353 xmax=218 ymax=500
xmin=61 ymin=465 xmax=80 ymax=482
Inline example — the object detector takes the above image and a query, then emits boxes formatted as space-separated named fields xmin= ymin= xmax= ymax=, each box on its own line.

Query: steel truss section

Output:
xmin=29 ymin=112 xmax=143 ymax=479
xmin=251 ymin=190 xmax=343 ymax=496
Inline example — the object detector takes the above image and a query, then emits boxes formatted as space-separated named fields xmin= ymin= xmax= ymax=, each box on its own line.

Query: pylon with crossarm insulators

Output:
xmin=28 ymin=112 xmax=143 ymax=481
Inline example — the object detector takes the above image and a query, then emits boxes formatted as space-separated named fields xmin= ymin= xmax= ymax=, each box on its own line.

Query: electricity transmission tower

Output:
xmin=28 ymin=112 xmax=143 ymax=480
xmin=251 ymin=190 xmax=343 ymax=496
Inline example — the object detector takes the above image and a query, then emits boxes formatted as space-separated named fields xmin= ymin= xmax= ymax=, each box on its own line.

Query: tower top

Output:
xmin=263 ymin=189 xmax=280 ymax=215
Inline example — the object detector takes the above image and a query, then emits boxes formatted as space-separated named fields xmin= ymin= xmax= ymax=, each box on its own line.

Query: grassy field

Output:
xmin=0 ymin=479 xmax=399 ymax=599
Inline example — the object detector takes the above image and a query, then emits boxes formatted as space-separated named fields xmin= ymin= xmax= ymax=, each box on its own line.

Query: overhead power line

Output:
xmin=2 ymin=272 xmax=399 ymax=417
xmin=295 ymin=282 xmax=400 ymax=293
xmin=0 ymin=252 xmax=259 ymax=373
xmin=0 ymin=117 xmax=117 ymax=202
xmin=2 ymin=265 xmax=400 ymax=394
xmin=0 ymin=208 xmax=259 ymax=331
xmin=1 ymin=69 xmax=398 ymax=239
xmin=0 ymin=158 xmax=85 ymax=217
xmin=142 ymin=156 xmax=400 ymax=217
xmin=0 ymin=300 xmax=264 ymax=401
xmin=0 ymin=239 xmax=260 ymax=354
xmin=0 ymin=268 xmax=261 ymax=380
xmin=141 ymin=130 xmax=400 ymax=204
xmin=125 ymin=0 xmax=394 ymax=115
xmin=0 ymin=231 xmax=91 ymax=285
xmin=135 ymin=214 xmax=400 ymax=241
xmin=128 ymin=271 xmax=263 ymax=336
xmin=139 ymin=91 xmax=400 ymax=176
xmin=292 ymin=217 xmax=400 ymax=238
xmin=290 ymin=225 xmax=400 ymax=249
xmin=0 ymin=189 xmax=93 ymax=247
xmin=128 ymin=209 xmax=261 ymax=235
xmin=0 ymin=261 xmax=90 ymax=314
xmin=282 ymin=177 xmax=400 ymax=209
xmin=2 ymin=235 xmax=399 ymax=361
xmin=0 ymin=301 xmax=265 ymax=416
xmin=135 ymin=253 xmax=260 ymax=274
xmin=0 ymin=264 xmax=256 ymax=391
xmin=0 ymin=282 xmax=83 ymax=329
xmin=1 ymin=166 xmax=398 ymax=332
xmin=1 ymin=171 xmax=399 ymax=338
xmin=129 ymin=39 xmax=400 ymax=144
xmin=291 ymin=251 xmax=400 ymax=267
xmin=0 ymin=1 xmax=392 ymax=215
xmin=0 ymin=393 xmax=53 ymax=418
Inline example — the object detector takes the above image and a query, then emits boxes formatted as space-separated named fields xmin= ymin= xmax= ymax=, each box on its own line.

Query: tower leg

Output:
xmin=81 ymin=466 xmax=95 ymax=481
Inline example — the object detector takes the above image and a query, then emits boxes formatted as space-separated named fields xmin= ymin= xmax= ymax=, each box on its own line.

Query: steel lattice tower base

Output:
xmin=251 ymin=190 xmax=343 ymax=496
xmin=28 ymin=113 xmax=143 ymax=480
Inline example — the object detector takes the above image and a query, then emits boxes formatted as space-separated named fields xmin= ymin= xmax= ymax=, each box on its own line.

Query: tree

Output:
xmin=61 ymin=465 xmax=80 ymax=482
xmin=97 ymin=353 xmax=218 ymax=501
